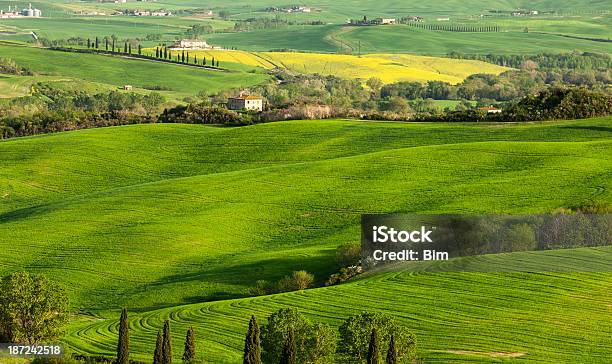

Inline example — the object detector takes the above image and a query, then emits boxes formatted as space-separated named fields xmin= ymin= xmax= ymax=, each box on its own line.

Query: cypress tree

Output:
xmin=186 ymin=52 xmax=190 ymax=63
xmin=182 ymin=327 xmax=196 ymax=363
xmin=164 ymin=47 xmax=167 ymax=59
xmin=211 ymin=57 xmax=215 ymax=67
xmin=385 ymin=334 xmax=397 ymax=364
xmin=153 ymin=330 xmax=163 ymax=364
xmin=181 ymin=51 xmax=185 ymax=63
xmin=279 ymin=329 xmax=296 ymax=364
xmin=95 ymin=36 xmax=99 ymax=49
xmin=105 ymin=38 xmax=108 ymax=51
xmin=116 ymin=308 xmax=129 ymax=364
xmin=216 ymin=60 xmax=220 ymax=67
xmin=128 ymin=43 xmax=132 ymax=54
xmin=124 ymin=42 xmax=128 ymax=53
xmin=194 ymin=55 xmax=197 ymax=64
xmin=162 ymin=320 xmax=172 ymax=364
xmin=138 ymin=44 xmax=141 ymax=55
xmin=203 ymin=56 xmax=206 ymax=65
xmin=243 ymin=315 xmax=261 ymax=364
xmin=87 ymin=38 xmax=91 ymax=48
xmin=112 ymin=38 xmax=115 ymax=53
xmin=156 ymin=47 xmax=159 ymax=58
xmin=367 ymin=328 xmax=380 ymax=364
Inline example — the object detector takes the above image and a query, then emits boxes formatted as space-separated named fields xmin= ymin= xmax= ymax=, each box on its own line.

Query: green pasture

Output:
xmin=1 ymin=118 xmax=610 ymax=313
xmin=0 ymin=43 xmax=267 ymax=99
xmin=63 ymin=249 xmax=612 ymax=362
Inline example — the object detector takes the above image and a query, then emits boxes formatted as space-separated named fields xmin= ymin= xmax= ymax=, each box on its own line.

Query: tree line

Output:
xmin=448 ymin=51 xmax=612 ymax=70
xmin=46 ymin=36 xmax=223 ymax=69
xmin=406 ymin=23 xmax=501 ymax=32
xmin=111 ymin=307 xmax=417 ymax=364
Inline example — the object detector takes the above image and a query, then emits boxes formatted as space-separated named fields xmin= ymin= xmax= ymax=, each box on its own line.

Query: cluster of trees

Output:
xmin=0 ymin=57 xmax=33 ymax=75
xmin=159 ymin=103 xmax=252 ymax=126
xmin=406 ymin=23 xmax=501 ymax=32
xmin=0 ymin=84 xmax=164 ymax=139
xmin=184 ymin=24 xmax=214 ymax=39
xmin=243 ymin=309 xmax=416 ymax=363
xmin=250 ymin=271 xmax=315 ymax=296
xmin=233 ymin=17 xmax=325 ymax=32
xmin=448 ymin=51 xmax=612 ymax=70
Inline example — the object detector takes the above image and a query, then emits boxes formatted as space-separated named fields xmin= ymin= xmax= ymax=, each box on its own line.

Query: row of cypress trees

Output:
xmin=116 ymin=309 xmax=196 ymax=364
xmin=367 ymin=328 xmax=398 ymax=364
xmin=117 ymin=310 xmax=399 ymax=363
xmin=84 ymin=37 xmax=220 ymax=68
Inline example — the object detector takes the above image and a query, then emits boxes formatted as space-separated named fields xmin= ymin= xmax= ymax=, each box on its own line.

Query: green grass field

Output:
xmin=64 ymin=248 xmax=612 ymax=363
xmin=0 ymin=43 xmax=267 ymax=100
xmin=1 ymin=116 xmax=611 ymax=361
xmin=1 ymin=117 xmax=610 ymax=313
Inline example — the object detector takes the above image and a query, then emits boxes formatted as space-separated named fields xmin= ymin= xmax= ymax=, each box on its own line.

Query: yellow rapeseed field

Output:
xmin=152 ymin=48 xmax=509 ymax=84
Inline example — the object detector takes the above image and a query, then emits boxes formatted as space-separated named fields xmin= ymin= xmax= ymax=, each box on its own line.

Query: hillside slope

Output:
xmin=64 ymin=247 xmax=612 ymax=363
xmin=1 ymin=118 xmax=610 ymax=312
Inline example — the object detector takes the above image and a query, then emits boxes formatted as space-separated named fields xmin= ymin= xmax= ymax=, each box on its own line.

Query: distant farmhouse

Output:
xmin=348 ymin=16 xmax=397 ymax=26
xmin=0 ymin=4 xmax=41 ymax=18
xmin=170 ymin=39 xmax=211 ymax=50
xmin=512 ymin=10 xmax=539 ymax=16
xmin=480 ymin=106 xmax=502 ymax=114
xmin=228 ymin=94 xmax=264 ymax=112
xmin=266 ymin=6 xmax=312 ymax=13
xmin=130 ymin=9 xmax=172 ymax=16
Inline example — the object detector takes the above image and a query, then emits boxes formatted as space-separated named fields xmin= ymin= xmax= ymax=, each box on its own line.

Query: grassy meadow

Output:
xmin=0 ymin=43 xmax=268 ymax=100
xmin=1 ymin=117 xmax=610 ymax=312
xmin=65 ymin=249 xmax=612 ymax=363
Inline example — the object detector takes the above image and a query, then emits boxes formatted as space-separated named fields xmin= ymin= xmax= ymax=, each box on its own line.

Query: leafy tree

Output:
xmin=386 ymin=334 xmax=398 ymax=364
xmin=367 ymin=329 xmax=380 ymax=364
xmin=153 ymin=330 xmax=163 ymax=364
xmin=0 ymin=272 xmax=68 ymax=344
xmin=117 ymin=308 xmax=129 ymax=364
xmin=182 ymin=327 xmax=196 ymax=363
xmin=262 ymin=308 xmax=335 ymax=363
xmin=339 ymin=312 xmax=416 ymax=362
xmin=243 ymin=315 xmax=261 ymax=364
xmin=279 ymin=329 xmax=296 ymax=364
xmin=219 ymin=10 xmax=231 ymax=20
xmin=162 ymin=320 xmax=172 ymax=364
xmin=366 ymin=77 xmax=383 ymax=92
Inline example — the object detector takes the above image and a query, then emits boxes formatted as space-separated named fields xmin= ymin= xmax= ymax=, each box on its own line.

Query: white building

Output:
xmin=228 ymin=94 xmax=264 ymax=112
xmin=379 ymin=18 xmax=396 ymax=24
xmin=170 ymin=39 xmax=210 ymax=50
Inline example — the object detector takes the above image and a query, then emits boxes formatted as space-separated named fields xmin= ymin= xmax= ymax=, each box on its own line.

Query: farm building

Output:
xmin=228 ymin=94 xmax=264 ymax=112
xmin=376 ymin=18 xmax=396 ymax=25
xmin=170 ymin=39 xmax=211 ymax=50
xmin=480 ymin=106 xmax=502 ymax=114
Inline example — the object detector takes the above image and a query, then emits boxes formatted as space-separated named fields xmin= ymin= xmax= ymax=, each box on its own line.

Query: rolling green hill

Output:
xmin=0 ymin=43 xmax=267 ymax=100
xmin=1 ymin=118 xmax=610 ymax=313
xmin=64 ymin=248 xmax=612 ymax=363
